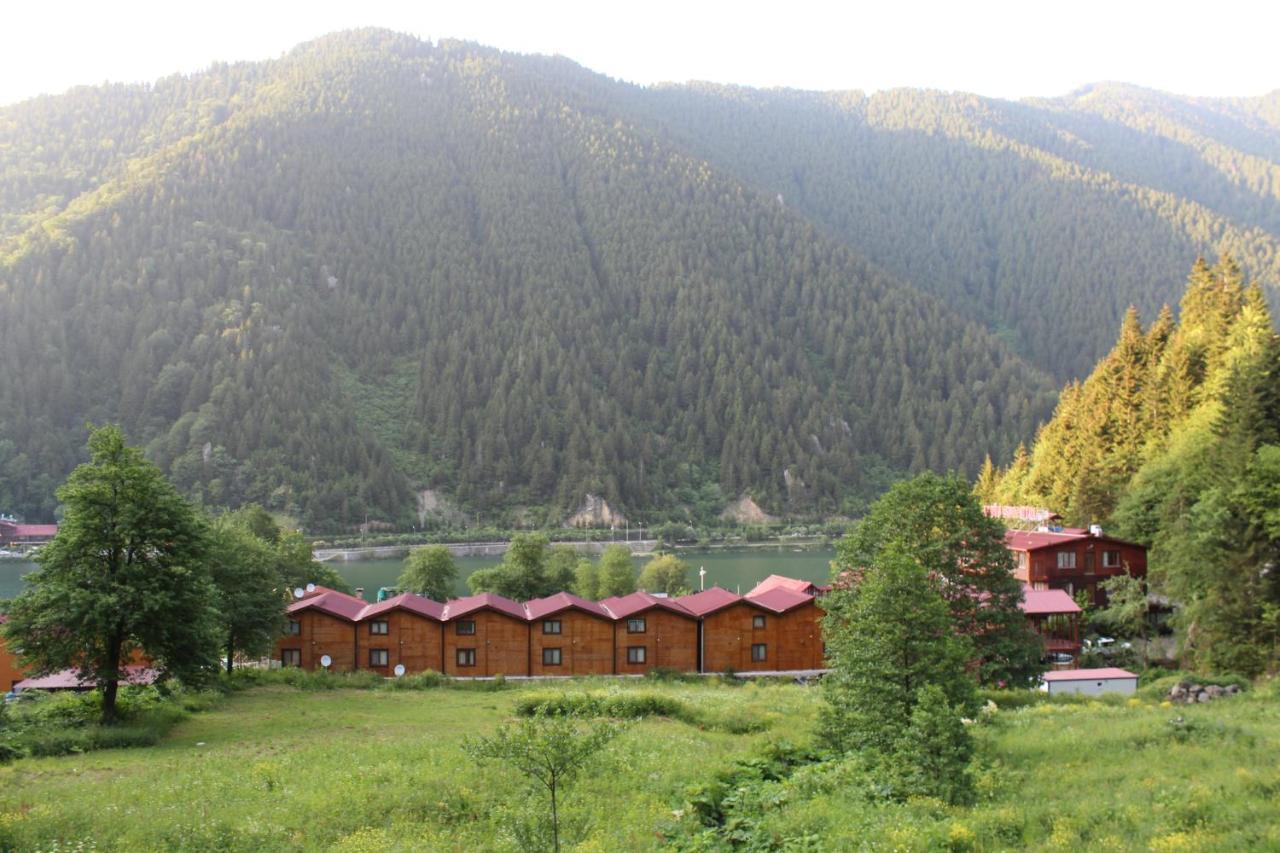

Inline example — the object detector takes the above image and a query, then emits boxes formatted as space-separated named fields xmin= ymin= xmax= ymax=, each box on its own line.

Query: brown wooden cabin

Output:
xmin=1021 ymin=586 xmax=1083 ymax=669
xmin=441 ymin=593 xmax=530 ymax=677
xmin=679 ymin=587 xmax=824 ymax=673
xmin=599 ymin=592 xmax=698 ymax=674
xmin=0 ymin=616 xmax=30 ymax=690
xmin=1006 ymin=527 xmax=1147 ymax=607
xmin=276 ymin=587 xmax=366 ymax=671
xmin=525 ymin=592 xmax=614 ymax=676
xmin=355 ymin=593 xmax=445 ymax=675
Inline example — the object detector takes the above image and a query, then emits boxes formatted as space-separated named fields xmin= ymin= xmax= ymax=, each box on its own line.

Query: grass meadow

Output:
xmin=0 ymin=675 xmax=1276 ymax=850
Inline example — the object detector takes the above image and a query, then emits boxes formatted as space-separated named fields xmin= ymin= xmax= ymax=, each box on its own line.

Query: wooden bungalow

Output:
xmin=525 ymin=592 xmax=614 ymax=676
xmin=599 ymin=591 xmax=698 ymax=674
xmin=0 ymin=616 xmax=29 ymax=691
xmin=275 ymin=586 xmax=365 ymax=671
xmin=441 ymin=593 xmax=530 ymax=677
xmin=1021 ymin=586 xmax=1082 ymax=669
xmin=679 ymin=587 xmax=823 ymax=673
xmin=355 ymin=592 xmax=445 ymax=675
xmin=1006 ymin=526 xmax=1147 ymax=607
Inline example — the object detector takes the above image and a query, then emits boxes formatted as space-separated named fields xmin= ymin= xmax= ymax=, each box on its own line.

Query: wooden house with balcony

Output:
xmin=1021 ymin=586 xmax=1082 ymax=669
xmin=355 ymin=592 xmax=445 ymax=675
xmin=1006 ymin=526 xmax=1147 ymax=607
xmin=598 ymin=591 xmax=698 ymax=674
xmin=525 ymin=592 xmax=614 ymax=676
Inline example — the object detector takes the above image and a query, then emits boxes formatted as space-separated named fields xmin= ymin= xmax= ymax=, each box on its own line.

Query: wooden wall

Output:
xmin=765 ymin=602 xmax=826 ymax=671
xmin=0 ymin=636 xmax=29 ymax=690
xmin=529 ymin=611 xmax=614 ymax=676
xmin=443 ymin=610 xmax=530 ymax=677
xmin=355 ymin=611 xmax=444 ymax=675
xmin=276 ymin=611 xmax=357 ymax=671
xmin=613 ymin=609 xmax=698 ymax=674
xmin=1027 ymin=540 xmax=1148 ymax=606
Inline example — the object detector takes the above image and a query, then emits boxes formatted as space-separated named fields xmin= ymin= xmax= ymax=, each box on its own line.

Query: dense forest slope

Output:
xmin=1 ymin=31 xmax=1276 ymax=527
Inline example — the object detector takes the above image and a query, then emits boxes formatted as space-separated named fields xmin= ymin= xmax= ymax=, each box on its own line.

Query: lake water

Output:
xmin=0 ymin=546 xmax=836 ymax=602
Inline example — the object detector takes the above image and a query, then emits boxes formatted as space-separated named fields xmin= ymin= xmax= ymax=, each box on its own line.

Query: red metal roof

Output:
xmin=9 ymin=524 xmax=58 ymax=538
xmin=676 ymin=587 xmax=745 ymax=617
xmin=745 ymin=587 xmax=817 ymax=614
xmin=747 ymin=574 xmax=819 ymax=597
xmin=598 ymin=591 xmax=696 ymax=620
xmin=1041 ymin=667 xmax=1137 ymax=681
xmin=524 ymin=591 xmax=610 ymax=621
xmin=1021 ymin=587 xmax=1082 ymax=616
xmin=15 ymin=665 xmax=159 ymax=691
xmin=287 ymin=586 xmax=367 ymax=621
xmin=1004 ymin=529 xmax=1089 ymax=551
xmin=358 ymin=592 xmax=445 ymax=622
xmin=442 ymin=592 xmax=527 ymax=622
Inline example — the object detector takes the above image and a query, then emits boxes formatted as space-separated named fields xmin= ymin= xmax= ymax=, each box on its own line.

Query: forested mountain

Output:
xmin=630 ymin=83 xmax=1280 ymax=380
xmin=0 ymin=30 xmax=1276 ymax=528
xmin=978 ymin=257 xmax=1280 ymax=675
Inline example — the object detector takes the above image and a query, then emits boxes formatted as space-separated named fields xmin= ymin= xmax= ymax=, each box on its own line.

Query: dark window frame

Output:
xmin=369 ymin=649 xmax=389 ymax=667
xmin=542 ymin=619 xmax=562 ymax=635
xmin=752 ymin=643 xmax=767 ymax=662
xmin=627 ymin=617 xmax=646 ymax=634
xmin=627 ymin=645 xmax=646 ymax=664
xmin=369 ymin=620 xmax=389 ymax=635
xmin=542 ymin=647 xmax=562 ymax=666
xmin=1102 ymin=550 xmax=1122 ymax=568
xmin=456 ymin=619 xmax=476 ymax=636
xmin=286 ymin=620 xmax=301 ymax=636
xmin=456 ymin=648 xmax=477 ymax=667
xmin=752 ymin=614 xmax=766 ymax=629
xmin=1057 ymin=551 xmax=1077 ymax=570
xmin=281 ymin=649 xmax=302 ymax=667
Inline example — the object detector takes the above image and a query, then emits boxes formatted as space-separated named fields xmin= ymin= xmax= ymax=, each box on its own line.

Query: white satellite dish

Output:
xmin=305 ymin=582 xmax=317 ymax=592
xmin=393 ymin=664 xmax=406 ymax=677
xmin=293 ymin=587 xmax=305 ymax=599
xmin=320 ymin=654 xmax=332 ymax=668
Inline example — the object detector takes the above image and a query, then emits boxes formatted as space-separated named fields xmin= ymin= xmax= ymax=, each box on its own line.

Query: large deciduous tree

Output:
xmin=206 ymin=519 xmax=287 ymax=672
xmin=834 ymin=472 xmax=1042 ymax=686
xmin=3 ymin=425 xmax=219 ymax=722
xmin=398 ymin=544 xmax=459 ymax=601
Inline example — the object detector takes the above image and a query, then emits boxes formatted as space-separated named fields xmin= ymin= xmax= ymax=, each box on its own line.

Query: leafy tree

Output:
xmin=398 ymin=545 xmax=459 ymax=601
xmin=2 ymin=425 xmax=218 ymax=722
xmin=820 ymin=545 xmax=975 ymax=756
xmin=546 ymin=547 xmax=580 ymax=593
xmin=888 ymin=684 xmax=975 ymax=805
xmin=598 ymin=545 xmax=637 ymax=598
xmin=835 ymin=472 xmax=1042 ymax=686
xmin=463 ymin=710 xmax=624 ymax=852
xmin=636 ymin=553 xmax=690 ymax=595
xmin=275 ymin=530 xmax=352 ymax=594
xmin=572 ymin=558 xmax=602 ymax=601
xmin=206 ymin=519 xmax=286 ymax=672
xmin=1096 ymin=574 xmax=1149 ymax=654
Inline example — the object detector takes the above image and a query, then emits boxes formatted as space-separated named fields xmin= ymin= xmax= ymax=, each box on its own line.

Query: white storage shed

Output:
xmin=1039 ymin=667 xmax=1139 ymax=696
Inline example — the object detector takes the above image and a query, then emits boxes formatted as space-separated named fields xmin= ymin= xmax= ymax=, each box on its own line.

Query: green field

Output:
xmin=0 ymin=678 xmax=1277 ymax=851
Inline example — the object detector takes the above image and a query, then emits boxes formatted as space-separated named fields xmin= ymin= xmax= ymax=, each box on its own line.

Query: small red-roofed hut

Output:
xmin=276 ymin=586 xmax=367 ymax=671
xmin=680 ymin=586 xmax=825 ymax=673
xmin=356 ymin=593 xmax=445 ymax=675
xmin=599 ymin=592 xmax=698 ymax=674
xmin=442 ymin=593 xmax=530 ymax=677
xmin=525 ymin=592 xmax=614 ymax=676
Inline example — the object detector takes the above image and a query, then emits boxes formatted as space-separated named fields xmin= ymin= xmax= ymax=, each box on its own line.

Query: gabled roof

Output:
xmin=1041 ymin=667 xmax=1137 ymax=681
xmin=1005 ymin=529 xmax=1145 ymax=552
xmin=1020 ymin=587 xmax=1081 ymax=616
xmin=747 ymin=574 xmax=820 ymax=598
xmin=599 ymin=591 xmax=696 ymax=620
xmin=358 ymin=592 xmax=445 ymax=622
xmin=6 ymin=523 xmax=58 ymax=537
xmin=524 ymin=591 xmax=610 ymax=621
xmin=287 ymin=586 xmax=367 ymax=622
xmin=745 ymin=587 xmax=818 ymax=614
xmin=16 ymin=665 xmax=159 ymax=691
xmin=442 ymin=592 xmax=527 ymax=622
xmin=676 ymin=587 xmax=747 ymax=617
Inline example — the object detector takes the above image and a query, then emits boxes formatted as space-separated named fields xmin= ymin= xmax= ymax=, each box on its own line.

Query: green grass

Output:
xmin=0 ymin=678 xmax=1277 ymax=850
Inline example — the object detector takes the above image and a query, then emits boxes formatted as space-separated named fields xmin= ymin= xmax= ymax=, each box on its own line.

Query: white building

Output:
xmin=1039 ymin=667 xmax=1138 ymax=696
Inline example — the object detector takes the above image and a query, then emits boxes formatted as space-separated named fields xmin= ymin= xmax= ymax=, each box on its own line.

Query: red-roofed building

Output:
xmin=442 ymin=593 xmax=530 ymax=677
xmin=0 ymin=520 xmax=58 ymax=549
xmin=275 ymin=586 xmax=367 ymax=671
xmin=1020 ymin=586 xmax=1082 ymax=668
xmin=525 ymin=592 xmax=613 ymax=676
xmin=679 ymin=587 xmax=825 ymax=673
xmin=14 ymin=665 xmax=160 ymax=692
xmin=1040 ymin=667 xmax=1138 ymax=696
xmin=0 ymin=615 xmax=30 ymax=690
xmin=746 ymin=574 xmax=825 ymax=598
xmin=599 ymin=591 xmax=698 ymax=674
xmin=356 ymin=593 xmax=445 ymax=675
xmin=1005 ymin=527 xmax=1147 ymax=607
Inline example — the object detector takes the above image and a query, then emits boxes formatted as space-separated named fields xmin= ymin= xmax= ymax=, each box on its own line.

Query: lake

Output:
xmin=0 ymin=546 xmax=836 ymax=602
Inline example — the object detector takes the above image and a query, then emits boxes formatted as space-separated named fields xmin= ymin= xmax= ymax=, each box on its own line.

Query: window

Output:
xmin=542 ymin=619 xmax=562 ymax=635
xmin=1057 ymin=551 xmax=1077 ymax=570
xmin=369 ymin=649 xmax=389 ymax=667
xmin=627 ymin=646 xmax=646 ymax=664
xmin=456 ymin=648 xmax=477 ymax=667
xmin=286 ymin=620 xmax=301 ymax=635
xmin=752 ymin=614 xmax=766 ymax=629
xmin=456 ymin=620 xmax=476 ymax=635
xmin=627 ymin=618 xmax=646 ymax=634
xmin=1102 ymin=550 xmax=1122 ymax=568
xmin=542 ymin=647 xmax=562 ymax=666
xmin=281 ymin=649 xmax=301 ymax=667
xmin=752 ymin=644 xmax=767 ymax=662
xmin=1084 ymin=552 xmax=1095 ymax=572
xmin=369 ymin=620 xmax=389 ymax=635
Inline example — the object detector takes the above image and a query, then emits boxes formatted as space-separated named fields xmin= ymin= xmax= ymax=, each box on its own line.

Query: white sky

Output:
xmin=1 ymin=0 xmax=1276 ymax=107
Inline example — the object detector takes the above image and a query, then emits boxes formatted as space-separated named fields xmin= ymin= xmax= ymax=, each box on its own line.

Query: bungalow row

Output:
xmin=274 ymin=581 xmax=827 ymax=678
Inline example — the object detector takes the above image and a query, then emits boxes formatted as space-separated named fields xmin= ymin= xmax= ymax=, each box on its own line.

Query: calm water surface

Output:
xmin=0 ymin=547 xmax=835 ymax=602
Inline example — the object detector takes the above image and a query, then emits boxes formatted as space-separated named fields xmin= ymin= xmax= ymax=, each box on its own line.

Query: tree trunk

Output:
xmin=550 ymin=781 xmax=559 ymax=853
xmin=226 ymin=635 xmax=235 ymax=674
xmin=102 ymin=636 xmax=122 ymax=725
